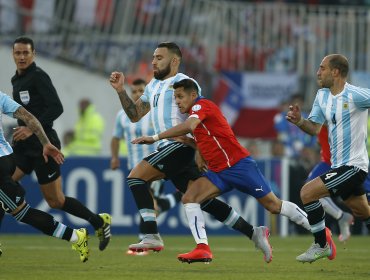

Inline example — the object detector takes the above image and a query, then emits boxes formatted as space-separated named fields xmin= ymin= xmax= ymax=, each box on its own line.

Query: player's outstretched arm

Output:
xmin=132 ymin=117 xmax=200 ymax=145
xmin=286 ymin=104 xmax=321 ymax=135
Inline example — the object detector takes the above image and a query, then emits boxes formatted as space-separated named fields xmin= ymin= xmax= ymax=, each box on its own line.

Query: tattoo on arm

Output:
xmin=137 ymin=101 xmax=150 ymax=117
xmin=14 ymin=107 xmax=50 ymax=145
xmin=117 ymin=89 xmax=140 ymax=121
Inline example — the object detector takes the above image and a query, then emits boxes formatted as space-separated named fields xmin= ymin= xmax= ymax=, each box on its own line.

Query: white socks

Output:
xmin=184 ymin=203 xmax=208 ymax=245
xmin=280 ymin=200 xmax=310 ymax=231
xmin=320 ymin=197 xmax=343 ymax=220
xmin=70 ymin=230 xmax=78 ymax=242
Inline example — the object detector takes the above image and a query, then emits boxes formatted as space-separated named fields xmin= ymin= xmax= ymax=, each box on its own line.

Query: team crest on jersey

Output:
xmin=168 ymin=85 xmax=173 ymax=90
xmin=192 ymin=104 xmax=201 ymax=111
xmin=343 ymin=103 xmax=348 ymax=109
xmin=19 ymin=90 xmax=30 ymax=105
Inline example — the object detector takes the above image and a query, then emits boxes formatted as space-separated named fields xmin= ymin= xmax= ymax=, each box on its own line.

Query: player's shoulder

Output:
xmin=33 ymin=65 xmax=52 ymax=82
xmin=192 ymin=97 xmax=214 ymax=111
xmin=0 ymin=91 xmax=7 ymax=106
xmin=175 ymin=73 xmax=190 ymax=79
xmin=346 ymin=83 xmax=370 ymax=96
xmin=317 ymin=87 xmax=330 ymax=95
xmin=0 ymin=91 xmax=13 ymax=103
xmin=315 ymin=88 xmax=331 ymax=102
xmin=0 ymin=91 xmax=19 ymax=109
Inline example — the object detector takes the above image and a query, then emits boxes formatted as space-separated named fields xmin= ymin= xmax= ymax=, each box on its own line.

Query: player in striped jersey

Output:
xmin=132 ymin=78 xmax=311 ymax=264
xmin=287 ymin=54 xmax=370 ymax=263
xmin=110 ymin=78 xmax=182 ymax=255
xmin=0 ymin=90 xmax=89 ymax=262
xmin=306 ymin=125 xmax=354 ymax=242
xmin=110 ymin=42 xmax=269 ymax=259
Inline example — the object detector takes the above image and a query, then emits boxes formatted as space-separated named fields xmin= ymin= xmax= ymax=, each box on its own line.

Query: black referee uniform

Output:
xmin=11 ymin=62 xmax=63 ymax=184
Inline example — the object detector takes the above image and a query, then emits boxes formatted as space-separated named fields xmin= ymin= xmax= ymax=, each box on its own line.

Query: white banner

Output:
xmin=242 ymin=72 xmax=299 ymax=109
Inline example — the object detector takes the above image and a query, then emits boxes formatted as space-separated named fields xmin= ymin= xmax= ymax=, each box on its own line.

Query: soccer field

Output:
xmin=1 ymin=234 xmax=369 ymax=280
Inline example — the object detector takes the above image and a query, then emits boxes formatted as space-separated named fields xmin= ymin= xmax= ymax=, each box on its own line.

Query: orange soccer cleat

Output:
xmin=178 ymin=243 xmax=213 ymax=264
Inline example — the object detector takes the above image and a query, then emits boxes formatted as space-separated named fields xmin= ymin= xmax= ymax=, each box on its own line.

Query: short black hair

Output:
xmin=13 ymin=36 xmax=35 ymax=51
xmin=327 ymin=54 xmax=349 ymax=78
xmin=157 ymin=42 xmax=182 ymax=59
xmin=173 ymin=79 xmax=199 ymax=95
xmin=132 ymin=78 xmax=146 ymax=86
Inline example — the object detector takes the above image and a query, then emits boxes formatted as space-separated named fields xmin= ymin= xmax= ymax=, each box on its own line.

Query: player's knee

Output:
xmin=46 ymin=198 xmax=64 ymax=209
xmin=351 ymin=208 xmax=368 ymax=220
xmin=181 ymin=193 xmax=194 ymax=204
xmin=300 ymin=186 xmax=313 ymax=204
xmin=181 ymin=192 xmax=200 ymax=204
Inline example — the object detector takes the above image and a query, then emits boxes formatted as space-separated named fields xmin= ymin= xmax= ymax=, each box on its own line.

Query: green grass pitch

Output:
xmin=1 ymin=234 xmax=369 ymax=280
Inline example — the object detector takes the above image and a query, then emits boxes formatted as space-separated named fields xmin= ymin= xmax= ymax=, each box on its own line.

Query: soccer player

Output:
xmin=132 ymin=78 xmax=311 ymax=263
xmin=0 ymin=90 xmax=89 ymax=262
xmin=110 ymin=78 xmax=182 ymax=255
xmin=307 ymin=125 xmax=353 ymax=242
xmin=286 ymin=54 xmax=370 ymax=263
xmin=7 ymin=36 xmax=111 ymax=251
xmin=109 ymin=42 xmax=274 ymax=263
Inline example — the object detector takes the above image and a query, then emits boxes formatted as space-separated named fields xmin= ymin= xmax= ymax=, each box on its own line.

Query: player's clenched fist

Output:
xmin=109 ymin=71 xmax=125 ymax=92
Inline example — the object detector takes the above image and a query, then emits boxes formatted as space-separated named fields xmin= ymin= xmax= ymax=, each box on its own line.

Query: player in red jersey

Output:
xmin=307 ymin=125 xmax=353 ymax=242
xmin=133 ymin=79 xmax=312 ymax=264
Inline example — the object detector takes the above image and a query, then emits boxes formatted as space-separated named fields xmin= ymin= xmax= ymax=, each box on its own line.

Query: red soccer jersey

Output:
xmin=318 ymin=125 xmax=331 ymax=165
xmin=188 ymin=97 xmax=250 ymax=172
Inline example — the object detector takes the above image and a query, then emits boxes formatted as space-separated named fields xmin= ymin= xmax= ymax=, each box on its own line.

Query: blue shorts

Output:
xmin=307 ymin=161 xmax=331 ymax=181
xmin=203 ymin=156 xmax=272 ymax=199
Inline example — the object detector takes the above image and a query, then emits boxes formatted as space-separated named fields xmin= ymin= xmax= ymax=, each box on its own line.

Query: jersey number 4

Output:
xmin=324 ymin=172 xmax=337 ymax=180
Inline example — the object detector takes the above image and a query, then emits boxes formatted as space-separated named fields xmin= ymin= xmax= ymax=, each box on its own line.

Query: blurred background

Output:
xmin=1 ymin=0 xmax=369 ymax=236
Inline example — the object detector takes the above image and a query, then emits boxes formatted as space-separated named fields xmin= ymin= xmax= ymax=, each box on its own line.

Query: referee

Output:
xmin=2 ymin=36 xmax=112 ymax=251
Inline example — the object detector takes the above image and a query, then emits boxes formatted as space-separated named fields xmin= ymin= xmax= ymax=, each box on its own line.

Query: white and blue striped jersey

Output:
xmin=113 ymin=109 xmax=155 ymax=169
xmin=308 ymin=83 xmax=370 ymax=171
xmin=140 ymin=73 xmax=201 ymax=148
xmin=0 ymin=91 xmax=21 ymax=157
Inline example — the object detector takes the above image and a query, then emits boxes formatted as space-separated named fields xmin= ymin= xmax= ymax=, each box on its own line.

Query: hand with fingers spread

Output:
xmin=43 ymin=143 xmax=64 ymax=164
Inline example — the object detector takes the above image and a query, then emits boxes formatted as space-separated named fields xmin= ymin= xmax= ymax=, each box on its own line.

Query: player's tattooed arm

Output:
xmin=136 ymin=99 xmax=150 ymax=119
xmin=13 ymin=106 xmax=50 ymax=145
xmin=116 ymin=88 xmax=139 ymax=120
xmin=117 ymin=88 xmax=150 ymax=122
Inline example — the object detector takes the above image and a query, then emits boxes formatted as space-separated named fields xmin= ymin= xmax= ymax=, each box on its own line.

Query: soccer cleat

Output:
xmin=325 ymin=227 xmax=336 ymax=260
xmin=96 ymin=213 xmax=112 ymax=251
xmin=296 ymin=242 xmax=331 ymax=263
xmin=177 ymin=243 xmax=213 ymax=264
xmin=251 ymin=226 xmax=273 ymax=263
xmin=128 ymin=233 xmax=164 ymax=252
xmin=0 ymin=242 xmax=2 ymax=256
xmin=72 ymin=228 xmax=89 ymax=262
xmin=126 ymin=249 xmax=149 ymax=256
xmin=338 ymin=212 xmax=353 ymax=242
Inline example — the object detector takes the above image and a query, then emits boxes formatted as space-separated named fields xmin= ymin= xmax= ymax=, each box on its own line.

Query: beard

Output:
xmin=154 ymin=63 xmax=171 ymax=80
